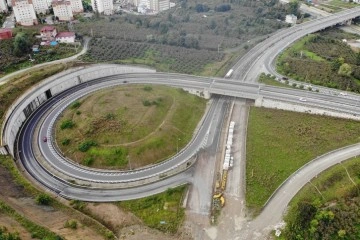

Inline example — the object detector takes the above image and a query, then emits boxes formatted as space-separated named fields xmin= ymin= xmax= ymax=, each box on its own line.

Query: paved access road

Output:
xmin=231 ymin=7 xmax=360 ymax=82
xmin=0 ymin=37 xmax=90 ymax=85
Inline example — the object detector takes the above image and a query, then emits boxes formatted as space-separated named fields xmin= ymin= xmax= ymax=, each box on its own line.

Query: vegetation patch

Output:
xmin=0 ymin=200 xmax=63 ymax=240
xmin=0 ymin=226 xmax=21 ymax=240
xmin=258 ymin=72 xmax=291 ymax=88
xmin=0 ymin=155 xmax=116 ymax=240
xmin=281 ymin=158 xmax=360 ymax=239
xmin=277 ymin=28 xmax=360 ymax=92
xmin=0 ymin=63 xmax=76 ymax=130
xmin=117 ymin=185 xmax=187 ymax=234
xmin=246 ymin=107 xmax=360 ymax=214
xmin=75 ymin=0 xmax=307 ymax=76
xmin=0 ymin=26 xmax=79 ymax=76
xmin=56 ymin=85 xmax=206 ymax=169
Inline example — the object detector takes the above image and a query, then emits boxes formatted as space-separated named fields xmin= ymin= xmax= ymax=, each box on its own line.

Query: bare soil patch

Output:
xmin=0 ymin=215 xmax=32 ymax=239
xmin=86 ymin=203 xmax=192 ymax=240
xmin=0 ymin=160 xmax=105 ymax=240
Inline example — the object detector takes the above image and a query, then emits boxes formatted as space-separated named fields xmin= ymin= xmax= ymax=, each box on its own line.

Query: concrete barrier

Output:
xmin=1 ymin=64 xmax=155 ymax=156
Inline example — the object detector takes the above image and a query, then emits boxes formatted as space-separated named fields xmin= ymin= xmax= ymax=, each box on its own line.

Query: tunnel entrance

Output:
xmin=45 ymin=89 xmax=52 ymax=99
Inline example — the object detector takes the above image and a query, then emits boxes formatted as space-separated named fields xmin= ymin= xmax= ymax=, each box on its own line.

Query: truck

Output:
xmin=225 ymin=69 xmax=234 ymax=78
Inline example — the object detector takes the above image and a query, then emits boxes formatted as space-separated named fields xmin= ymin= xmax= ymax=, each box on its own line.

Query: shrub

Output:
xmin=83 ymin=157 xmax=94 ymax=166
xmin=70 ymin=101 xmax=81 ymax=109
xmin=78 ymin=140 xmax=97 ymax=152
xmin=142 ymin=100 xmax=151 ymax=106
xmin=143 ymin=85 xmax=152 ymax=91
xmin=35 ymin=193 xmax=52 ymax=205
xmin=60 ymin=120 xmax=75 ymax=130
xmin=61 ymin=138 xmax=70 ymax=146
xmin=76 ymin=110 xmax=81 ymax=115
xmin=70 ymin=200 xmax=86 ymax=211
xmin=64 ymin=219 xmax=77 ymax=229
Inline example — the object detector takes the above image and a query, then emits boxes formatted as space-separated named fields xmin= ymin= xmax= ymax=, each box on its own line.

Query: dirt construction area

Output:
xmin=0 ymin=158 xmax=191 ymax=240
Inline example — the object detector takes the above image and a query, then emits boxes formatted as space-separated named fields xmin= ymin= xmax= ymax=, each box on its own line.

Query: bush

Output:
xmin=143 ymin=86 xmax=152 ymax=91
xmin=64 ymin=219 xmax=77 ymax=229
xmin=60 ymin=120 xmax=75 ymax=130
xmin=83 ymin=157 xmax=94 ymax=166
xmin=35 ymin=193 xmax=52 ymax=205
xmin=70 ymin=200 xmax=86 ymax=211
xmin=70 ymin=101 xmax=81 ymax=109
xmin=142 ymin=100 xmax=151 ymax=106
xmin=78 ymin=140 xmax=97 ymax=152
xmin=61 ymin=138 xmax=70 ymax=146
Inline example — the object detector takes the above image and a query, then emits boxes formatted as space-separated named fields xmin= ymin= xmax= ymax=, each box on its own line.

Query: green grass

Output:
xmin=288 ymin=157 xmax=360 ymax=209
xmin=246 ymin=107 xmax=360 ymax=214
xmin=0 ymin=200 xmax=63 ymax=240
xmin=277 ymin=34 xmax=323 ymax=65
xmin=117 ymin=185 xmax=187 ymax=234
xmin=56 ymin=85 xmax=207 ymax=169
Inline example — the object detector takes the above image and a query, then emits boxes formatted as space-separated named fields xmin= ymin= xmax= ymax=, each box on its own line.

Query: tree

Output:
xmin=13 ymin=32 xmax=32 ymax=57
xmin=288 ymin=0 xmax=300 ymax=15
xmin=338 ymin=229 xmax=346 ymax=238
xmin=338 ymin=63 xmax=352 ymax=77
xmin=36 ymin=193 xmax=52 ymax=205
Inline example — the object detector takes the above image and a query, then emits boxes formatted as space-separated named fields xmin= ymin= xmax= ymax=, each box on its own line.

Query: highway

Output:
xmin=231 ymin=7 xmax=360 ymax=82
xmin=3 ymin=6 xmax=360 ymax=239
xmin=15 ymin=71 xmax=360 ymax=197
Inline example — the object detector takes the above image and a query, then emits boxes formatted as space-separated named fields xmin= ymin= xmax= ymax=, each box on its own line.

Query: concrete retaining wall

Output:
xmin=1 ymin=64 xmax=156 ymax=156
xmin=256 ymin=97 xmax=360 ymax=121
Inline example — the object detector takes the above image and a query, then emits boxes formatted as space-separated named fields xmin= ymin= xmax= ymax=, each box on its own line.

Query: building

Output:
xmin=285 ymin=14 xmax=297 ymax=25
xmin=40 ymin=25 xmax=57 ymax=40
xmin=12 ymin=0 xmax=38 ymax=26
xmin=52 ymin=0 xmax=73 ymax=21
xmin=56 ymin=31 xmax=75 ymax=43
xmin=0 ymin=0 xmax=8 ymax=12
xmin=69 ymin=0 xmax=83 ymax=13
xmin=32 ymin=0 xmax=49 ymax=14
xmin=91 ymin=0 xmax=113 ymax=15
xmin=0 ymin=28 xmax=12 ymax=40
xmin=157 ymin=0 xmax=169 ymax=12
xmin=136 ymin=0 xmax=169 ymax=13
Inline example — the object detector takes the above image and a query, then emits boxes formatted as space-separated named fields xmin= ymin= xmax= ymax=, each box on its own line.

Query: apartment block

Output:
xmin=52 ymin=0 xmax=73 ymax=21
xmin=91 ymin=0 xmax=113 ymax=15
xmin=32 ymin=0 xmax=49 ymax=14
xmin=69 ymin=0 xmax=83 ymax=13
xmin=12 ymin=0 xmax=38 ymax=26
xmin=0 ymin=0 xmax=8 ymax=12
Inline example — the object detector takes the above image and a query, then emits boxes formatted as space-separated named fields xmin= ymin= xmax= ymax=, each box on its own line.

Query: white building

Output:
xmin=285 ymin=14 xmax=297 ymax=25
xmin=91 ymin=0 xmax=113 ymax=15
xmin=69 ymin=0 xmax=83 ymax=13
xmin=136 ymin=0 xmax=169 ymax=13
xmin=52 ymin=0 xmax=73 ymax=21
xmin=157 ymin=0 xmax=169 ymax=12
xmin=32 ymin=0 xmax=49 ymax=14
xmin=12 ymin=0 xmax=38 ymax=26
xmin=56 ymin=31 xmax=75 ymax=43
xmin=0 ymin=0 xmax=8 ymax=12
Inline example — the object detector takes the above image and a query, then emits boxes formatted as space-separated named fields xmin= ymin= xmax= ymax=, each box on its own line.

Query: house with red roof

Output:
xmin=56 ymin=32 xmax=75 ymax=43
xmin=40 ymin=26 xmax=57 ymax=41
xmin=0 ymin=29 xmax=12 ymax=40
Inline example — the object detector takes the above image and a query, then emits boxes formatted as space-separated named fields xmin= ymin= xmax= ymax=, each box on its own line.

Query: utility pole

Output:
xmin=177 ymin=138 xmax=180 ymax=153
xmin=127 ymin=155 xmax=132 ymax=170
